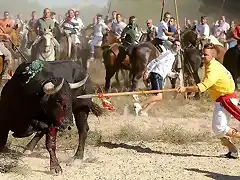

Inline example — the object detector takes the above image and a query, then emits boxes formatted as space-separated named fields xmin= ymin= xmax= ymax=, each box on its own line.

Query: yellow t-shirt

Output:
xmin=197 ymin=59 xmax=235 ymax=101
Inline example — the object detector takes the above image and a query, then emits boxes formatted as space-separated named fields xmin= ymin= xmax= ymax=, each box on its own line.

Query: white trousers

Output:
xmin=212 ymin=98 xmax=238 ymax=138
xmin=90 ymin=36 xmax=102 ymax=54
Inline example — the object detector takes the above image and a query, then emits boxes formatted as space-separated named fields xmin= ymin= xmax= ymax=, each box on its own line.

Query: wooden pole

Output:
xmin=77 ymin=88 xmax=178 ymax=99
xmin=173 ymin=0 xmax=186 ymax=98
xmin=160 ymin=0 xmax=165 ymax=21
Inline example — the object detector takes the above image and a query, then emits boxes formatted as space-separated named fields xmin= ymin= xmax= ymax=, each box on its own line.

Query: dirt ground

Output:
xmin=0 ymin=60 xmax=240 ymax=180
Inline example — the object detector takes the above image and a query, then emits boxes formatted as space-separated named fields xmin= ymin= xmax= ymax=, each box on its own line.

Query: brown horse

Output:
xmin=102 ymin=30 xmax=162 ymax=91
xmin=1 ymin=25 xmax=21 ymax=77
xmin=102 ymin=30 xmax=132 ymax=91
xmin=181 ymin=29 xmax=227 ymax=63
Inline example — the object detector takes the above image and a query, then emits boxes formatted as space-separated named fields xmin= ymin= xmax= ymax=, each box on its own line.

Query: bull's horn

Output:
xmin=43 ymin=78 xmax=65 ymax=94
xmin=68 ymin=74 xmax=89 ymax=89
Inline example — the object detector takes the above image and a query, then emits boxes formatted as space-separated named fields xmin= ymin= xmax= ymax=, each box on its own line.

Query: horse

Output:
xmin=101 ymin=30 xmax=129 ymax=91
xmin=31 ymin=30 xmax=55 ymax=61
xmin=102 ymin=29 xmax=164 ymax=91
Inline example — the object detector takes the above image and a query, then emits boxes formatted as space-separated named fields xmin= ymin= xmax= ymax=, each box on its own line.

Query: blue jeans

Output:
xmin=228 ymin=40 xmax=237 ymax=49
xmin=149 ymin=72 xmax=163 ymax=91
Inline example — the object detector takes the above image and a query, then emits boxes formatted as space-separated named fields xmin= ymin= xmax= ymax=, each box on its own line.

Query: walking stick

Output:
xmin=0 ymin=26 xmax=28 ymax=62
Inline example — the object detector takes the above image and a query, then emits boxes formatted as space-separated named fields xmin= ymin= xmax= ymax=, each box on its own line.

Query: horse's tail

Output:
xmin=67 ymin=36 xmax=71 ymax=58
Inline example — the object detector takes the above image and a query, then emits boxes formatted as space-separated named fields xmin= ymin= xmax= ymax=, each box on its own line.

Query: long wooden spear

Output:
xmin=77 ymin=88 xmax=177 ymax=99
xmin=160 ymin=0 xmax=165 ymax=21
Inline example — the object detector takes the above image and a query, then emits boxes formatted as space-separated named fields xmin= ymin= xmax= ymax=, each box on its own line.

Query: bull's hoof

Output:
xmin=50 ymin=165 xmax=62 ymax=174
xmin=23 ymin=150 xmax=32 ymax=155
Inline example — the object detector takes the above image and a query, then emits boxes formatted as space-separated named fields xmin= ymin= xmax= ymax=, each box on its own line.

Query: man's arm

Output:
xmin=163 ymin=28 xmax=174 ymax=36
xmin=120 ymin=26 xmax=128 ymax=39
xmin=101 ymin=21 xmax=110 ymax=31
xmin=33 ymin=19 xmax=39 ymax=34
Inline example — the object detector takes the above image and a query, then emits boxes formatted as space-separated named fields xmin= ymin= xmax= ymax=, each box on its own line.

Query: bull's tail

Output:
xmin=67 ymin=36 xmax=72 ymax=58
xmin=91 ymin=102 xmax=104 ymax=117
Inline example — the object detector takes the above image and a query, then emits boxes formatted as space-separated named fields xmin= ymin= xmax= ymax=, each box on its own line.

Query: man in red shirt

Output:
xmin=232 ymin=24 xmax=240 ymax=45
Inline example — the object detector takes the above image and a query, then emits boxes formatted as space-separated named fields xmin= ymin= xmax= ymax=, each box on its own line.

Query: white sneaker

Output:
xmin=133 ymin=103 xmax=142 ymax=116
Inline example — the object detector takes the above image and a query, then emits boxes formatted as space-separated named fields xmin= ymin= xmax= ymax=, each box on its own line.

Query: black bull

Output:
xmin=0 ymin=60 xmax=103 ymax=173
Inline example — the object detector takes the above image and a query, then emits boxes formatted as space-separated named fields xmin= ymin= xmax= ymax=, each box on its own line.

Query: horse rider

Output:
xmin=146 ymin=19 xmax=157 ymax=42
xmin=51 ymin=12 xmax=59 ymax=25
xmin=153 ymin=12 xmax=176 ymax=50
xmin=74 ymin=10 xmax=84 ymax=30
xmin=196 ymin=16 xmax=210 ymax=47
xmin=120 ymin=16 xmax=140 ymax=53
xmin=0 ymin=11 xmax=14 ymax=28
xmin=213 ymin=18 xmax=227 ymax=47
xmin=27 ymin=11 xmax=38 ymax=48
xmin=226 ymin=20 xmax=237 ymax=49
xmin=112 ymin=13 xmax=126 ymax=40
xmin=105 ymin=10 xmax=117 ymax=30
xmin=32 ymin=8 xmax=60 ymax=53
xmin=61 ymin=9 xmax=81 ymax=47
xmin=0 ymin=26 xmax=14 ymax=79
xmin=89 ymin=14 xmax=110 ymax=60
xmin=168 ymin=17 xmax=177 ymax=33
xmin=232 ymin=23 xmax=240 ymax=48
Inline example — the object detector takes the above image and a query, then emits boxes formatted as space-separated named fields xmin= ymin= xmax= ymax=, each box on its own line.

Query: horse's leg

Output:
xmin=23 ymin=132 xmax=45 ymax=154
xmin=170 ymin=77 xmax=178 ymax=99
xmin=105 ymin=67 xmax=116 ymax=92
xmin=115 ymin=69 xmax=120 ymax=87
xmin=192 ymin=71 xmax=201 ymax=99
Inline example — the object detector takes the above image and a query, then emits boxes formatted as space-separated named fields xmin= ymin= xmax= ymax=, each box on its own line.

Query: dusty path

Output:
xmin=1 ymin=101 xmax=240 ymax=180
xmin=0 ymin=141 xmax=240 ymax=180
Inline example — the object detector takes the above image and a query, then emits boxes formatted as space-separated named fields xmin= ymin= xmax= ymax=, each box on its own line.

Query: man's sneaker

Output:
xmin=221 ymin=152 xmax=239 ymax=159
xmin=133 ymin=103 xmax=142 ymax=116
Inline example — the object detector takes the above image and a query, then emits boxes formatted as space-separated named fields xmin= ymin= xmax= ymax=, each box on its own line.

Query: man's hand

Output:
xmin=143 ymin=71 xmax=149 ymax=80
xmin=4 ymin=34 xmax=11 ymax=39
xmin=176 ymin=86 xmax=186 ymax=93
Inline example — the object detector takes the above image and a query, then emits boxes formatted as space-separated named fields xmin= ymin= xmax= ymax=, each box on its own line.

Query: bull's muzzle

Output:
xmin=43 ymin=78 xmax=65 ymax=95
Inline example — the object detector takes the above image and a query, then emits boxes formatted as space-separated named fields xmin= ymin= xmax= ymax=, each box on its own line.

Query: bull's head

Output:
xmin=42 ymin=78 xmax=73 ymax=131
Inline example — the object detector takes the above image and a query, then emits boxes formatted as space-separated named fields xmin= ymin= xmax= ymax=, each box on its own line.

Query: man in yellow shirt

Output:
xmin=177 ymin=43 xmax=240 ymax=159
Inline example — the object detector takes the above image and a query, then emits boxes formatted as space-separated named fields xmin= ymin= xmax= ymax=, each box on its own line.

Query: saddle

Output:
xmin=122 ymin=41 xmax=137 ymax=56
xmin=151 ymin=38 xmax=164 ymax=52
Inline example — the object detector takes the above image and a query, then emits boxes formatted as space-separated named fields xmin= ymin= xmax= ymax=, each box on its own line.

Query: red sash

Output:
xmin=216 ymin=92 xmax=240 ymax=121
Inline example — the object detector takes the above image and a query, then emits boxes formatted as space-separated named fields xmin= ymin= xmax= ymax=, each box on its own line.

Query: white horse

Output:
xmin=32 ymin=30 xmax=56 ymax=61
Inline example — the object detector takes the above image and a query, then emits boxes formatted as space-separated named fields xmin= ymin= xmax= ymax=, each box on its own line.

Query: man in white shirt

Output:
xmin=112 ymin=13 xmax=126 ymax=39
xmin=51 ymin=12 xmax=59 ymax=24
xmin=74 ymin=10 xmax=84 ymax=30
xmin=133 ymin=40 xmax=180 ymax=117
xmin=197 ymin=16 xmax=210 ymax=47
xmin=89 ymin=14 xmax=110 ymax=60
xmin=154 ymin=12 xmax=176 ymax=50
